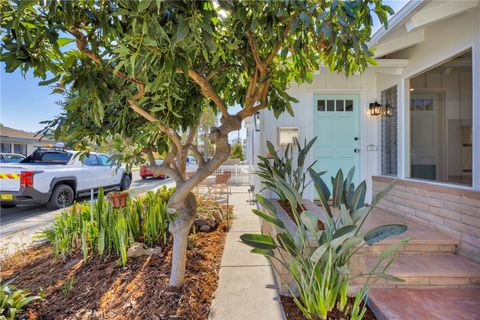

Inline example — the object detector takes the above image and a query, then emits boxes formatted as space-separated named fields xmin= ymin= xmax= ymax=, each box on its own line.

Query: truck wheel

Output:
xmin=1 ymin=203 xmax=16 ymax=209
xmin=119 ymin=175 xmax=131 ymax=191
xmin=47 ymin=184 xmax=74 ymax=209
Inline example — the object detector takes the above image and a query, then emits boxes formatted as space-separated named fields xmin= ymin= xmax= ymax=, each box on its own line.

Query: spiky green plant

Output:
xmin=38 ymin=187 xmax=176 ymax=266
xmin=257 ymin=137 xmax=323 ymax=201
xmin=241 ymin=169 xmax=409 ymax=320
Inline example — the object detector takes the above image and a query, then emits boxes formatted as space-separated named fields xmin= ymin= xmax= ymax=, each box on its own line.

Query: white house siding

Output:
xmin=376 ymin=5 xmax=480 ymax=190
xmin=256 ymin=69 xmax=380 ymax=202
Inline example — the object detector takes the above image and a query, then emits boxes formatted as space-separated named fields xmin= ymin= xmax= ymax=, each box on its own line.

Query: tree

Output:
xmin=231 ymin=142 xmax=244 ymax=161
xmin=1 ymin=0 xmax=392 ymax=286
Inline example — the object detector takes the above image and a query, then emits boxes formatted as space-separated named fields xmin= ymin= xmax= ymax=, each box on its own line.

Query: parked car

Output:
xmin=0 ymin=147 xmax=131 ymax=209
xmin=140 ymin=160 xmax=167 ymax=179
xmin=0 ymin=153 xmax=26 ymax=163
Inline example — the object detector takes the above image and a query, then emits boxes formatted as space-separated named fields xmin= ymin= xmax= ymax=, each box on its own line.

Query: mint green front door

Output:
xmin=313 ymin=94 xmax=361 ymax=190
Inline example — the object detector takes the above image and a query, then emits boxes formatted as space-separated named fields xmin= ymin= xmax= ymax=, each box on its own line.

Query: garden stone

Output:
xmin=127 ymin=242 xmax=163 ymax=258
xmin=200 ymin=225 xmax=211 ymax=232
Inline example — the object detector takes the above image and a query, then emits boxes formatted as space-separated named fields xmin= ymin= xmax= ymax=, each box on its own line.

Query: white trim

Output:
xmin=401 ymin=45 xmax=477 ymax=189
xmin=370 ymin=0 xmax=427 ymax=46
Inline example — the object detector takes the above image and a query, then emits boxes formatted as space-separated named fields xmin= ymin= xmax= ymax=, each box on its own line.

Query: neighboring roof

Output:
xmin=369 ymin=0 xmax=427 ymax=47
xmin=0 ymin=125 xmax=48 ymax=141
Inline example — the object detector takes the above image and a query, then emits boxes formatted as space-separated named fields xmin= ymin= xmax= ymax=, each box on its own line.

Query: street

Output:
xmin=0 ymin=170 xmax=175 ymax=257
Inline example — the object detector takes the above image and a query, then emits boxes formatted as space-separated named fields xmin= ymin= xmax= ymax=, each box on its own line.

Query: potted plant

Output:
xmin=108 ymin=191 xmax=129 ymax=208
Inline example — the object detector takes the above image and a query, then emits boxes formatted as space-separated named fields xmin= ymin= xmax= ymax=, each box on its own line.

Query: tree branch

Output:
xmin=264 ymin=15 xmax=297 ymax=66
xmin=69 ymin=28 xmax=145 ymax=100
xmin=246 ymin=32 xmax=267 ymax=75
xmin=186 ymin=70 xmax=229 ymax=118
xmin=127 ymin=98 xmax=183 ymax=152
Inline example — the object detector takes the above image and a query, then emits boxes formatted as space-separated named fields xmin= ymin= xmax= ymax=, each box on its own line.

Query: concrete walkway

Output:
xmin=209 ymin=186 xmax=285 ymax=320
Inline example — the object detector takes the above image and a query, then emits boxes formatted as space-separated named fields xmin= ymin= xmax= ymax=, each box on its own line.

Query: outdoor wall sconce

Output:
xmin=369 ymin=102 xmax=382 ymax=116
xmin=384 ymin=104 xmax=394 ymax=118
xmin=254 ymin=111 xmax=261 ymax=132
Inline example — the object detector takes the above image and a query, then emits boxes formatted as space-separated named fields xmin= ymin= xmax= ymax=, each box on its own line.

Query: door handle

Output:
xmin=354 ymin=148 xmax=360 ymax=153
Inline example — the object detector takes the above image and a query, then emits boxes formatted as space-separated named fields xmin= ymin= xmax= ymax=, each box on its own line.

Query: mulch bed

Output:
xmin=281 ymin=296 xmax=376 ymax=320
xmin=279 ymin=200 xmax=325 ymax=230
xmin=0 ymin=224 xmax=228 ymax=320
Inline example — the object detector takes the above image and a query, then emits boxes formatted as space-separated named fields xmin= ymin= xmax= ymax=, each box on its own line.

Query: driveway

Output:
xmin=0 ymin=170 xmax=175 ymax=258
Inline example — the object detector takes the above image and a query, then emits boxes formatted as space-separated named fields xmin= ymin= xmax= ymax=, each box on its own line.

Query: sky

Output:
xmin=0 ymin=0 xmax=408 ymax=138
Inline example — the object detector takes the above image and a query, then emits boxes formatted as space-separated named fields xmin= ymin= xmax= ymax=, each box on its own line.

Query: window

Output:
xmin=381 ymin=86 xmax=398 ymax=176
xmin=317 ymin=99 xmax=354 ymax=112
xmin=1 ymin=143 xmax=12 ymax=153
xmin=22 ymin=151 xmax=71 ymax=164
xmin=408 ymin=49 xmax=472 ymax=186
xmin=98 ymin=155 xmax=113 ymax=166
xmin=4 ymin=154 xmax=25 ymax=163
xmin=13 ymin=143 xmax=27 ymax=156
xmin=83 ymin=154 xmax=99 ymax=166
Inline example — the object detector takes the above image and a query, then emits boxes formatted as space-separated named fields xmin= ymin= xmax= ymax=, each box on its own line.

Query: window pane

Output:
xmin=326 ymin=100 xmax=334 ymax=111
xmin=408 ymin=49 xmax=472 ymax=186
xmin=98 ymin=155 xmax=112 ymax=166
xmin=345 ymin=100 xmax=353 ymax=111
xmin=317 ymin=100 xmax=325 ymax=111
xmin=336 ymin=100 xmax=344 ymax=111
xmin=0 ymin=143 xmax=12 ymax=153
xmin=13 ymin=144 xmax=27 ymax=155
xmin=381 ymin=86 xmax=398 ymax=176
xmin=83 ymin=154 xmax=99 ymax=166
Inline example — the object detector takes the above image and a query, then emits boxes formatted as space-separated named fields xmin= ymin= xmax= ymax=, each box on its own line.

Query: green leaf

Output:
xmin=252 ymin=209 xmax=284 ymax=229
xmin=276 ymin=232 xmax=297 ymax=256
xmin=255 ymin=194 xmax=277 ymax=215
xmin=300 ymin=210 xmax=319 ymax=234
xmin=349 ymin=181 xmax=366 ymax=211
xmin=38 ymin=75 xmax=60 ymax=86
xmin=332 ymin=169 xmax=344 ymax=208
xmin=138 ymin=0 xmax=151 ymax=12
xmin=240 ymin=234 xmax=277 ymax=250
xmin=364 ymin=224 xmax=407 ymax=245
xmin=310 ymin=243 xmax=328 ymax=263
xmin=176 ymin=23 xmax=188 ymax=42
xmin=250 ymin=247 xmax=274 ymax=258
xmin=57 ymin=37 xmax=74 ymax=47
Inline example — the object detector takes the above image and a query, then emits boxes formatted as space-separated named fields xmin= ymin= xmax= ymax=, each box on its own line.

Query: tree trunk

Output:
xmin=168 ymin=191 xmax=197 ymax=287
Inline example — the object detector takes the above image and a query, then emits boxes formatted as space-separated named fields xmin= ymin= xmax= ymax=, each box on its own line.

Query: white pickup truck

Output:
xmin=0 ymin=147 xmax=131 ymax=209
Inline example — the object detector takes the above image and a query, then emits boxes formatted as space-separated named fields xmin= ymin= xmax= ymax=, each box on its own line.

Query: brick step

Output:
xmin=367 ymin=288 xmax=480 ymax=320
xmin=358 ymin=239 xmax=457 ymax=256
xmin=364 ymin=254 xmax=480 ymax=288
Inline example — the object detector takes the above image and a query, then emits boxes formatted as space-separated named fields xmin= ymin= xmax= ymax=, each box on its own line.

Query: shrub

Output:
xmin=39 ymin=187 xmax=176 ymax=266
xmin=0 ymin=280 xmax=42 ymax=320
xmin=241 ymin=169 xmax=409 ymax=320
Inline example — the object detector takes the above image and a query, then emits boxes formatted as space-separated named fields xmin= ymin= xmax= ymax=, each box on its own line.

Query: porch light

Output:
xmin=369 ymin=102 xmax=382 ymax=116
xmin=254 ymin=111 xmax=261 ymax=132
xmin=384 ymin=104 xmax=394 ymax=117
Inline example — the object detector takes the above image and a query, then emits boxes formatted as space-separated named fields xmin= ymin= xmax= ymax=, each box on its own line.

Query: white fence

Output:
xmin=215 ymin=164 xmax=254 ymax=186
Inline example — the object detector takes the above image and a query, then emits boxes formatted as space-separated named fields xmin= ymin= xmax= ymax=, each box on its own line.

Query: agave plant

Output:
xmin=256 ymin=137 xmax=321 ymax=200
xmin=241 ymin=169 xmax=409 ymax=320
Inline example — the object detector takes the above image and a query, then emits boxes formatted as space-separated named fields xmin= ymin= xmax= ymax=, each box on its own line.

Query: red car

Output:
xmin=140 ymin=160 xmax=167 ymax=179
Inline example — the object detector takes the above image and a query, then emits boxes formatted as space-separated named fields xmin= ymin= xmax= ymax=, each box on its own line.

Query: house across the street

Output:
xmin=246 ymin=0 xmax=480 ymax=259
xmin=0 ymin=124 xmax=54 ymax=156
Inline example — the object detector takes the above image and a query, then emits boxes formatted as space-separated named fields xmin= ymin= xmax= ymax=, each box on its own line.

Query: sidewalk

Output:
xmin=209 ymin=186 xmax=285 ymax=320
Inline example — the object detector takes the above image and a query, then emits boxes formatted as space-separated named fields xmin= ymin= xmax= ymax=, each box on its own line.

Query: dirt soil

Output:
xmin=0 ymin=224 xmax=228 ymax=320
xmin=279 ymin=200 xmax=325 ymax=230
xmin=281 ymin=295 xmax=377 ymax=320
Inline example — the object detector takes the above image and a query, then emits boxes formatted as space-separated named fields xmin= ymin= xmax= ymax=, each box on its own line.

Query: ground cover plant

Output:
xmin=0 ymin=279 xmax=43 ymax=320
xmin=1 ymin=0 xmax=394 ymax=286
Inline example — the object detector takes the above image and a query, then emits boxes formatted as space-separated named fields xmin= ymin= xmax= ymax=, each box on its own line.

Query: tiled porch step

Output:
xmin=368 ymin=288 xmax=480 ymax=320
xmin=366 ymin=254 xmax=480 ymax=287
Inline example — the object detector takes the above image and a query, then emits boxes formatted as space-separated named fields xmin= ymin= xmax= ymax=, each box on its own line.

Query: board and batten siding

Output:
xmin=257 ymin=69 xmax=380 ymax=202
